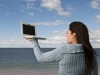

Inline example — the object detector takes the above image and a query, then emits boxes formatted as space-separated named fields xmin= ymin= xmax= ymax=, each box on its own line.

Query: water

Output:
xmin=0 ymin=48 xmax=100 ymax=75
xmin=0 ymin=48 xmax=58 ymax=75
xmin=0 ymin=48 xmax=58 ymax=68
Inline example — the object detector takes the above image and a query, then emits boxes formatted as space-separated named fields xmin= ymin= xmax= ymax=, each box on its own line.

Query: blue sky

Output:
xmin=0 ymin=0 xmax=100 ymax=48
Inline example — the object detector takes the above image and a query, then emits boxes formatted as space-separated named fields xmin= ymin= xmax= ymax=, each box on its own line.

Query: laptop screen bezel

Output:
xmin=21 ymin=22 xmax=36 ymax=36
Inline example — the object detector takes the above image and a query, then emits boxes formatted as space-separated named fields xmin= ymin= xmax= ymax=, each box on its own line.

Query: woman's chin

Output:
xmin=67 ymin=41 xmax=71 ymax=44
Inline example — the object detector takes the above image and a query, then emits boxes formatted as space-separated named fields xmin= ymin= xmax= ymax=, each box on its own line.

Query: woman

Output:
xmin=24 ymin=21 xmax=98 ymax=75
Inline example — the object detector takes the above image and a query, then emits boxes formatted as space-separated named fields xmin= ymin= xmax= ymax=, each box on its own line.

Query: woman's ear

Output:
xmin=72 ymin=33 xmax=76 ymax=38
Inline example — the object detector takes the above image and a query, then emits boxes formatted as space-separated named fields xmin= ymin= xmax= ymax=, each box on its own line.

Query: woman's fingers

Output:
xmin=24 ymin=37 xmax=33 ymax=41
xmin=23 ymin=37 xmax=38 ymax=42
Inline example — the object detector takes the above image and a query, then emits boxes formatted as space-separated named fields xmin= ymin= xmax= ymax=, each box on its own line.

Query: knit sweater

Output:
xmin=31 ymin=39 xmax=98 ymax=75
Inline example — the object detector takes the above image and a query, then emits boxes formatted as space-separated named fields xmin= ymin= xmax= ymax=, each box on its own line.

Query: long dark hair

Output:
xmin=69 ymin=21 xmax=95 ymax=75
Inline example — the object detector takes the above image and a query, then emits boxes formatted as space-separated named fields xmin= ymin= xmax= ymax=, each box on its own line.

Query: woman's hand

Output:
xmin=23 ymin=37 xmax=33 ymax=41
xmin=23 ymin=37 xmax=38 ymax=43
xmin=23 ymin=37 xmax=39 ymax=47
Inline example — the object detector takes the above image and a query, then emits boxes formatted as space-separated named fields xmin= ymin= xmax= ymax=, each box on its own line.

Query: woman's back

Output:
xmin=58 ymin=44 xmax=85 ymax=75
xmin=58 ymin=44 xmax=98 ymax=75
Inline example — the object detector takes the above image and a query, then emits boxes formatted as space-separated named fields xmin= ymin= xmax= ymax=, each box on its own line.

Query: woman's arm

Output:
xmin=31 ymin=39 xmax=63 ymax=63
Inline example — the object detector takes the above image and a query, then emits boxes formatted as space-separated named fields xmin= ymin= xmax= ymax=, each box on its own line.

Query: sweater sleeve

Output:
xmin=31 ymin=39 xmax=63 ymax=63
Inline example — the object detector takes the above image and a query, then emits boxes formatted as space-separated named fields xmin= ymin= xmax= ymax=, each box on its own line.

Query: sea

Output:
xmin=0 ymin=48 xmax=100 ymax=75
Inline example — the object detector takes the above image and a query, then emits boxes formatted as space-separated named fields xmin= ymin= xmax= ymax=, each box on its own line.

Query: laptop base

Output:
xmin=22 ymin=35 xmax=46 ymax=40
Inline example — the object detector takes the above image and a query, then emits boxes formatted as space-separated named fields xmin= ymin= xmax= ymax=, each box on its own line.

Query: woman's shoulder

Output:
xmin=60 ymin=44 xmax=84 ymax=53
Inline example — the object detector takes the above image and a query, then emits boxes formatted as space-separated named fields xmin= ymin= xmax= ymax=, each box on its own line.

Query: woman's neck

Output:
xmin=72 ymin=40 xmax=78 ymax=44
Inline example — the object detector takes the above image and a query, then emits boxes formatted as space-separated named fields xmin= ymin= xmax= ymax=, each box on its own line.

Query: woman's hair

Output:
xmin=69 ymin=21 xmax=95 ymax=75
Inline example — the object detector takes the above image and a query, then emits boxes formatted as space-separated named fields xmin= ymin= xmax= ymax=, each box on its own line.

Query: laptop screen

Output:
xmin=23 ymin=24 xmax=35 ymax=35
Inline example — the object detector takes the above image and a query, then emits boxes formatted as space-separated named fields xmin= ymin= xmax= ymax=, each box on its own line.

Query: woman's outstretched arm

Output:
xmin=31 ymin=39 xmax=63 ymax=63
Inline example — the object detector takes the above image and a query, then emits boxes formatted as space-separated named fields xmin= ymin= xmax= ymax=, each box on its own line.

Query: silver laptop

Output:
xmin=21 ymin=22 xmax=46 ymax=40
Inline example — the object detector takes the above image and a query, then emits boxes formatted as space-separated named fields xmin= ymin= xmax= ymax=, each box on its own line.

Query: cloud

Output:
xmin=24 ymin=0 xmax=36 ymax=9
xmin=90 ymin=0 xmax=100 ymax=9
xmin=39 ymin=30 xmax=66 ymax=46
xmin=66 ymin=4 xmax=74 ymax=11
xmin=0 ymin=30 xmax=66 ymax=48
xmin=96 ymin=15 xmax=100 ymax=19
xmin=0 ymin=39 xmax=32 ymax=48
xmin=89 ymin=28 xmax=100 ymax=45
xmin=39 ymin=36 xmax=66 ymax=45
xmin=5 ymin=12 xmax=17 ymax=16
xmin=28 ymin=12 xmax=34 ymax=16
xmin=20 ymin=9 xmax=25 ymax=13
xmin=52 ymin=30 xmax=66 ymax=36
xmin=41 ymin=0 xmax=73 ymax=17
xmin=20 ymin=0 xmax=36 ymax=16
xmin=95 ymin=15 xmax=100 ymax=22
xmin=1 ymin=29 xmax=100 ymax=48
xmin=35 ymin=20 xmax=69 ymax=26
xmin=22 ymin=0 xmax=74 ymax=17
xmin=41 ymin=29 xmax=100 ymax=48
xmin=40 ymin=29 xmax=100 ymax=48
xmin=96 ymin=0 xmax=100 ymax=1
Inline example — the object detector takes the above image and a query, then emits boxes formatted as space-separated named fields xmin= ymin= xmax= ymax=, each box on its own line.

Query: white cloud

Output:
xmin=66 ymin=4 xmax=74 ymax=11
xmin=24 ymin=0 xmax=36 ymax=1
xmin=40 ymin=29 xmax=100 ymax=48
xmin=41 ymin=0 xmax=73 ymax=16
xmin=39 ymin=30 xmax=66 ymax=47
xmin=1 ymin=29 xmax=100 ymax=48
xmin=96 ymin=15 xmax=100 ymax=19
xmin=52 ymin=30 xmax=66 ymax=36
xmin=43 ymin=29 xmax=100 ymax=48
xmin=24 ymin=0 xmax=36 ymax=9
xmin=28 ymin=12 xmax=34 ymax=16
xmin=90 ymin=0 xmax=100 ymax=9
xmin=89 ymin=29 xmax=100 ymax=46
xmin=0 ymin=39 xmax=32 ymax=48
xmin=20 ymin=0 xmax=36 ymax=16
xmin=0 ymin=31 xmax=66 ymax=48
xmin=94 ymin=15 xmax=100 ymax=22
xmin=35 ymin=20 xmax=69 ymax=26
xmin=20 ymin=9 xmax=25 ymax=13
xmin=95 ymin=0 xmax=100 ymax=1
xmin=5 ymin=12 xmax=17 ymax=16
xmin=39 ymin=36 xmax=66 ymax=45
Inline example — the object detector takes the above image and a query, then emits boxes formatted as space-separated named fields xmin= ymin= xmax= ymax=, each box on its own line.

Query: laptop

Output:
xmin=21 ymin=22 xmax=46 ymax=40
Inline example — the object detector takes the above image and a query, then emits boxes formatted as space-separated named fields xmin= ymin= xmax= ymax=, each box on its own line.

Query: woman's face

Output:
xmin=66 ymin=29 xmax=74 ymax=44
